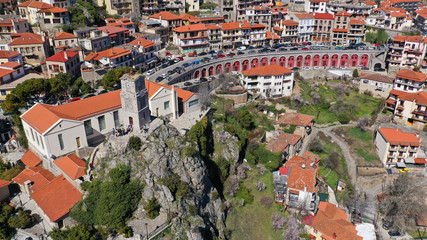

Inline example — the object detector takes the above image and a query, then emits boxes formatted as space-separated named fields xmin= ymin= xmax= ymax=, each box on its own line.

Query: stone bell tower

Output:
xmin=120 ymin=73 xmax=150 ymax=130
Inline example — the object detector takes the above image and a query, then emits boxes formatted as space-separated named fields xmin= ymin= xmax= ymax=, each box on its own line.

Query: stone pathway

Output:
xmin=327 ymin=186 xmax=338 ymax=205
xmin=169 ymin=108 xmax=210 ymax=135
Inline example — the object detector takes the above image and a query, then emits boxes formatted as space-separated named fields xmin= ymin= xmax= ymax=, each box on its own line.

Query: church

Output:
xmin=20 ymin=73 xmax=200 ymax=159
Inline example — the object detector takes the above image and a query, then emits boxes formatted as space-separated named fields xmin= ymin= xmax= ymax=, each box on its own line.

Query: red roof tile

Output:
xmin=363 ymin=0 xmax=377 ymax=5
xmin=0 ymin=68 xmax=15 ymax=78
xmin=31 ymin=175 xmax=82 ymax=221
xmin=282 ymin=20 xmax=298 ymax=26
xmin=129 ymin=38 xmax=156 ymax=48
xmin=173 ymin=23 xmax=207 ymax=33
xmin=45 ymin=50 xmax=78 ymax=63
xmin=0 ymin=179 xmax=11 ymax=188
xmin=378 ymin=128 xmax=420 ymax=145
xmin=0 ymin=50 xmax=20 ymax=59
xmin=84 ymin=48 xmax=131 ymax=61
xmin=266 ymin=132 xmax=302 ymax=153
xmin=9 ymin=32 xmax=45 ymax=45
xmin=149 ymin=11 xmax=181 ymax=21
xmin=361 ymin=73 xmax=394 ymax=83
xmin=97 ymin=26 xmax=128 ymax=35
xmin=54 ymin=154 xmax=86 ymax=180
xmin=12 ymin=166 xmax=56 ymax=192
xmin=336 ymin=11 xmax=351 ymax=16
xmin=293 ymin=13 xmax=314 ymax=19
xmin=146 ymin=80 xmax=195 ymax=102
xmin=18 ymin=1 xmax=52 ymax=9
xmin=20 ymin=150 xmax=42 ymax=167
xmin=0 ymin=18 xmax=27 ymax=27
xmin=242 ymin=65 xmax=292 ymax=76
xmin=396 ymin=69 xmax=426 ymax=82
xmin=287 ymin=163 xmax=317 ymax=192
xmin=38 ymin=6 xmax=67 ymax=13
xmin=0 ymin=62 xmax=23 ymax=69
xmin=349 ymin=19 xmax=366 ymax=25
xmin=333 ymin=28 xmax=348 ymax=32
xmin=414 ymin=158 xmax=427 ymax=164
xmin=275 ymin=112 xmax=314 ymax=126
xmin=389 ymin=89 xmax=427 ymax=106
xmin=54 ymin=31 xmax=77 ymax=40
xmin=391 ymin=11 xmax=406 ymax=17
xmin=220 ymin=22 xmax=241 ymax=30
xmin=314 ymin=13 xmax=335 ymax=19
xmin=179 ymin=13 xmax=198 ymax=21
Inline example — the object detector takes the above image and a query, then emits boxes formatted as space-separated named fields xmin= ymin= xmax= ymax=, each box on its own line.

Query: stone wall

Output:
xmin=215 ymin=92 xmax=248 ymax=104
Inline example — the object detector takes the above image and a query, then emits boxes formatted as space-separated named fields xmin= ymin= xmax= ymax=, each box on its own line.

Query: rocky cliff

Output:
xmin=95 ymin=123 xmax=234 ymax=239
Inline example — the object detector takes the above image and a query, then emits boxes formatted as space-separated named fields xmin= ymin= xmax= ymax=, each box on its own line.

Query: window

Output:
xmin=98 ymin=115 xmax=106 ymax=131
xmin=30 ymin=128 xmax=35 ymax=141
xmin=76 ymin=137 xmax=81 ymax=148
xmin=58 ymin=134 xmax=64 ymax=150
xmin=189 ymin=99 xmax=199 ymax=107
xmin=39 ymin=136 xmax=44 ymax=149
xmin=164 ymin=101 xmax=170 ymax=110
xmin=84 ymin=120 xmax=93 ymax=135
xmin=113 ymin=111 xmax=120 ymax=128
xmin=0 ymin=90 xmax=6 ymax=96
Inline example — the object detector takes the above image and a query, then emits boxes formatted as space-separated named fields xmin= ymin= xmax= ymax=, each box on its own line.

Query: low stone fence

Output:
xmin=216 ymin=92 xmax=248 ymax=104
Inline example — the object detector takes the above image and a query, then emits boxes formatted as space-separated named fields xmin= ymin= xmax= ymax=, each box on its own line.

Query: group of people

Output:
xmin=113 ymin=125 xmax=133 ymax=137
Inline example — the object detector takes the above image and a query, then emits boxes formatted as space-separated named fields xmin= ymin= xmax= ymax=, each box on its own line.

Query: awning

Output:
xmin=404 ymin=158 xmax=415 ymax=164
xmin=396 ymin=162 xmax=406 ymax=168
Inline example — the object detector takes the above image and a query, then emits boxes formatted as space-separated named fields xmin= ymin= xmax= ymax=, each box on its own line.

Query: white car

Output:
xmin=314 ymin=66 xmax=321 ymax=70
xmin=161 ymin=73 xmax=169 ymax=78
xmin=237 ymin=46 xmax=246 ymax=51
xmin=146 ymin=69 xmax=155 ymax=75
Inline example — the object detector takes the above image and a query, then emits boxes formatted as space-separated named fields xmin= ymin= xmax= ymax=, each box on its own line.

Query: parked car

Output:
xmin=199 ymin=52 xmax=207 ymax=56
xmin=237 ymin=51 xmax=245 ymax=55
xmin=182 ymin=63 xmax=190 ymax=68
xmin=207 ymin=50 xmax=216 ymax=54
xmin=237 ymin=46 xmax=246 ymax=51
xmin=200 ymin=77 xmax=208 ymax=82
xmin=256 ymin=45 xmax=263 ymax=49
xmin=209 ymin=76 xmax=216 ymax=81
xmin=290 ymin=47 xmax=298 ymax=51
xmin=388 ymin=231 xmax=401 ymax=237
xmin=399 ymin=168 xmax=410 ymax=173
xmin=188 ymin=53 xmax=197 ymax=57
xmin=314 ymin=66 xmax=321 ymax=70
xmin=382 ymin=222 xmax=392 ymax=230
xmin=249 ymin=50 xmax=256 ymax=54
xmin=227 ymin=52 xmax=236 ymax=56
xmin=302 ymin=47 xmax=309 ymax=50
xmin=218 ymin=54 xmax=226 ymax=58
xmin=146 ymin=69 xmax=155 ymax=75
xmin=303 ymin=67 xmax=311 ymax=70
xmin=335 ymin=45 xmax=344 ymax=50
xmin=292 ymin=67 xmax=300 ymax=71
xmin=194 ymin=79 xmax=201 ymax=84
xmin=161 ymin=73 xmax=169 ymax=78
xmin=155 ymin=76 xmax=164 ymax=82
xmin=184 ymin=81 xmax=192 ymax=86
xmin=279 ymin=48 xmax=287 ymax=51
xmin=177 ymin=56 xmax=184 ymax=61
xmin=247 ymin=46 xmax=255 ymax=50
xmin=165 ymin=52 xmax=172 ymax=56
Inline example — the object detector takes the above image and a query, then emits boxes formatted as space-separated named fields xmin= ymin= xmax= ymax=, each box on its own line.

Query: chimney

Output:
xmin=64 ymin=51 xmax=68 ymax=60
xmin=23 ymin=180 xmax=32 ymax=194
xmin=416 ymin=132 xmax=419 ymax=138
xmin=302 ymin=164 xmax=306 ymax=169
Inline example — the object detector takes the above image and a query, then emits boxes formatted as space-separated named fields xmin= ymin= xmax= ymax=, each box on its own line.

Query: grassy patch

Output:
xmin=346 ymin=127 xmax=373 ymax=142
xmin=407 ymin=230 xmax=427 ymax=239
xmin=226 ymin=169 xmax=286 ymax=240
xmin=318 ymin=167 xmax=339 ymax=188
xmin=356 ymin=148 xmax=378 ymax=162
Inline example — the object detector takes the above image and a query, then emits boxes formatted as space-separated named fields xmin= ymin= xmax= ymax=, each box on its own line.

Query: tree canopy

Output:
xmin=100 ymin=67 xmax=133 ymax=90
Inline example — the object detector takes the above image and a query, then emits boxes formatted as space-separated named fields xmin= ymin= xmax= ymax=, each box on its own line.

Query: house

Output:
xmin=386 ymin=90 xmax=427 ymax=130
xmin=265 ymin=31 xmax=281 ymax=46
xmin=393 ymin=69 xmax=426 ymax=93
xmin=8 ymin=32 xmax=50 ymax=65
xmin=374 ymin=127 xmax=421 ymax=166
xmin=0 ymin=0 xmax=17 ymax=14
xmin=54 ymin=154 xmax=86 ymax=181
xmin=331 ymin=11 xmax=351 ymax=45
xmin=145 ymin=80 xmax=200 ymax=119
xmin=0 ymin=50 xmax=23 ymax=64
xmin=347 ymin=19 xmax=366 ymax=45
xmin=275 ymin=112 xmax=315 ymax=136
xmin=106 ymin=18 xmax=136 ymax=34
xmin=307 ymin=202 xmax=362 ymax=240
xmin=359 ymin=73 xmax=394 ymax=98
xmin=266 ymin=131 xmax=303 ymax=160
xmin=206 ymin=25 xmax=222 ymax=51
xmin=244 ymin=6 xmax=272 ymax=31
xmin=20 ymin=74 xmax=150 ymax=158
xmin=172 ymin=24 xmax=209 ymax=53
xmin=0 ymin=180 xmax=11 ymax=202
xmin=220 ymin=22 xmax=243 ymax=49
xmin=12 ymin=166 xmax=82 ymax=229
xmin=240 ymin=65 xmax=294 ymax=98
xmin=149 ymin=11 xmax=182 ymax=42
xmin=41 ymin=0 xmax=74 ymax=8
xmin=0 ymin=18 xmax=29 ymax=41
xmin=305 ymin=0 xmax=328 ymax=13
xmin=275 ymin=20 xmax=299 ymax=43
xmin=0 ymin=61 xmax=25 ymax=84
xmin=98 ymin=26 xmax=130 ymax=46
xmin=42 ymin=51 xmax=80 ymax=78
xmin=83 ymin=47 xmax=132 ymax=70
xmin=288 ymin=13 xmax=314 ymax=43
xmin=241 ymin=22 xmax=266 ymax=47
xmin=17 ymin=1 xmax=69 ymax=29
xmin=73 ymin=27 xmax=111 ymax=52
xmin=387 ymin=35 xmax=426 ymax=70
xmin=0 ymin=73 xmax=46 ymax=103
xmin=273 ymin=154 xmax=319 ymax=211
xmin=53 ymin=32 xmax=79 ymax=53
xmin=125 ymin=38 xmax=157 ymax=71
xmin=313 ymin=13 xmax=334 ymax=42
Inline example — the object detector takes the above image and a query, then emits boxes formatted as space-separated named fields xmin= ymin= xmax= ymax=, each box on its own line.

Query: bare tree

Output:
xmin=282 ymin=215 xmax=300 ymax=240
xmin=255 ymin=180 xmax=266 ymax=191
xmin=380 ymin=174 xmax=427 ymax=231
xmin=356 ymin=115 xmax=371 ymax=131
xmin=260 ymin=196 xmax=273 ymax=208
xmin=310 ymin=91 xmax=321 ymax=105
xmin=237 ymin=164 xmax=250 ymax=179
xmin=226 ymin=175 xmax=240 ymax=197
xmin=291 ymin=94 xmax=304 ymax=108
xmin=272 ymin=213 xmax=286 ymax=231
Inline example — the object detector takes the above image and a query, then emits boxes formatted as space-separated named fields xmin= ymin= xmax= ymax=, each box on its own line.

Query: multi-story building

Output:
xmin=186 ymin=0 xmax=199 ymax=12
xmin=0 ymin=50 xmax=23 ymax=64
xmin=393 ymin=69 xmax=426 ymax=93
xmin=149 ymin=11 xmax=182 ymax=42
xmin=288 ymin=13 xmax=314 ymax=43
xmin=0 ymin=19 xmax=29 ymax=41
xmin=305 ymin=0 xmax=328 ymax=13
xmin=41 ymin=0 xmax=74 ymax=8
xmin=313 ymin=13 xmax=334 ymax=42
xmin=271 ymin=7 xmax=288 ymax=26
xmin=245 ymin=6 xmax=272 ymax=30
xmin=8 ymin=32 xmax=50 ymax=65
xmin=0 ymin=62 xmax=25 ymax=84
xmin=347 ymin=19 xmax=366 ymax=45
xmin=240 ymin=65 xmax=294 ymax=98
xmin=220 ymin=22 xmax=242 ymax=49
xmin=275 ymin=112 xmax=315 ymax=137
xmin=242 ymin=22 xmax=266 ymax=46
xmin=125 ymin=38 xmax=157 ymax=71
xmin=414 ymin=7 xmax=427 ymax=34
xmin=98 ymin=26 xmax=130 ymax=46
xmin=0 ymin=0 xmax=17 ymax=14
xmin=359 ymin=73 xmax=394 ymax=98
xmin=375 ymin=127 xmax=421 ymax=166
xmin=387 ymin=35 xmax=426 ymax=70
xmin=274 ymin=20 xmax=299 ymax=43
xmin=53 ymin=31 xmax=79 ymax=53
xmin=331 ymin=11 xmax=350 ymax=45
xmin=327 ymin=3 xmax=374 ymax=16
xmin=172 ymin=24 xmax=209 ymax=53
xmin=105 ymin=18 xmax=136 ymax=34
xmin=386 ymin=89 xmax=427 ymax=130
xmin=98 ymin=0 xmax=138 ymax=15
xmin=83 ymin=47 xmax=133 ymax=70
xmin=73 ymin=27 xmax=111 ymax=52
xmin=266 ymin=31 xmax=281 ymax=46
xmin=206 ymin=25 xmax=222 ymax=51
xmin=388 ymin=0 xmax=420 ymax=12
xmin=18 ymin=1 xmax=69 ymax=29
xmin=42 ymin=51 xmax=80 ymax=78
xmin=266 ymin=131 xmax=303 ymax=160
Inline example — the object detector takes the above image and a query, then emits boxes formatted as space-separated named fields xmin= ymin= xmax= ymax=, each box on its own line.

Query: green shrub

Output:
xmin=216 ymin=157 xmax=230 ymax=183
xmin=235 ymin=183 xmax=254 ymax=204
xmin=282 ymin=124 xmax=296 ymax=134
xmin=337 ymin=113 xmax=350 ymax=124
xmin=188 ymin=204 xmax=198 ymax=216
xmin=211 ymin=191 xmax=218 ymax=200
xmin=182 ymin=145 xmax=197 ymax=158
xmin=176 ymin=181 xmax=190 ymax=198
xmin=80 ymin=181 xmax=92 ymax=191
xmin=145 ymin=198 xmax=160 ymax=219
xmin=7 ymin=210 xmax=34 ymax=229
xmin=128 ymin=136 xmax=142 ymax=151
xmin=0 ymin=166 xmax=24 ymax=181
xmin=117 ymin=223 xmax=133 ymax=237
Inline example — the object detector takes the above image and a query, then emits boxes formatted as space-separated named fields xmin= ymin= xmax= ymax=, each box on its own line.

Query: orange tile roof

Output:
xmin=220 ymin=22 xmax=241 ymax=30
xmin=314 ymin=13 xmax=335 ymax=19
xmin=266 ymin=131 xmax=302 ymax=153
xmin=363 ymin=0 xmax=377 ymax=5
xmin=20 ymin=150 xmax=42 ymax=167
xmin=38 ymin=6 xmax=67 ymax=13
xmin=149 ymin=11 xmax=181 ymax=21
xmin=0 ymin=62 xmax=23 ymax=69
xmin=206 ymin=24 xmax=221 ymax=29
xmin=0 ymin=18 xmax=27 ymax=27
xmin=336 ymin=11 xmax=351 ymax=16
xmin=84 ymin=48 xmax=131 ymax=61
xmin=282 ymin=20 xmax=298 ymax=26
xmin=54 ymin=154 xmax=86 ymax=180
xmin=0 ymin=50 xmax=20 ymax=58
xmin=390 ymin=0 xmax=419 ymax=3
xmin=333 ymin=28 xmax=348 ymax=32
xmin=9 ymin=32 xmax=45 ymax=45
xmin=287 ymin=163 xmax=317 ymax=192
xmin=129 ymin=38 xmax=156 ymax=48
xmin=310 ymin=0 xmax=328 ymax=2
xmin=0 ymin=179 xmax=11 ymax=188
xmin=389 ymin=89 xmax=427 ymax=106
xmin=17 ymin=1 xmax=52 ymax=9
xmin=31 ymin=175 xmax=82 ymax=222
xmin=378 ymin=128 xmax=420 ymax=145
xmin=21 ymin=90 xmax=122 ymax=134
xmin=45 ymin=50 xmax=78 ymax=63
xmin=284 ymin=155 xmax=317 ymax=168
xmin=179 ymin=13 xmax=198 ymax=21
xmin=273 ymin=26 xmax=284 ymax=32
xmin=414 ymin=158 xmax=427 ymax=164
xmin=391 ymin=11 xmax=406 ymax=17
xmin=360 ymin=73 xmax=394 ymax=83
xmin=349 ymin=19 xmax=366 ymax=25
xmin=275 ymin=112 xmax=314 ymax=126
xmin=12 ymin=166 xmax=56 ymax=192
xmin=266 ymin=31 xmax=280 ymax=40
xmin=396 ymin=69 xmax=426 ymax=82
xmin=54 ymin=31 xmax=77 ymax=40
xmin=146 ymin=80 xmax=195 ymax=102
xmin=302 ymin=151 xmax=321 ymax=163
xmin=173 ymin=23 xmax=207 ymax=33
xmin=98 ymin=26 xmax=128 ymax=35
xmin=311 ymin=202 xmax=362 ymax=240
xmin=293 ymin=13 xmax=314 ymax=19
xmin=0 ymin=68 xmax=14 ymax=78
xmin=242 ymin=65 xmax=292 ymax=76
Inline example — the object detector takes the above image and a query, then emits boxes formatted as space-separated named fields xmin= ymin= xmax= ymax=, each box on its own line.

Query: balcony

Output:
xmin=413 ymin=109 xmax=427 ymax=116
xmin=388 ymin=153 xmax=395 ymax=158
xmin=409 ymin=147 xmax=418 ymax=152
xmin=398 ymin=146 xmax=408 ymax=151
